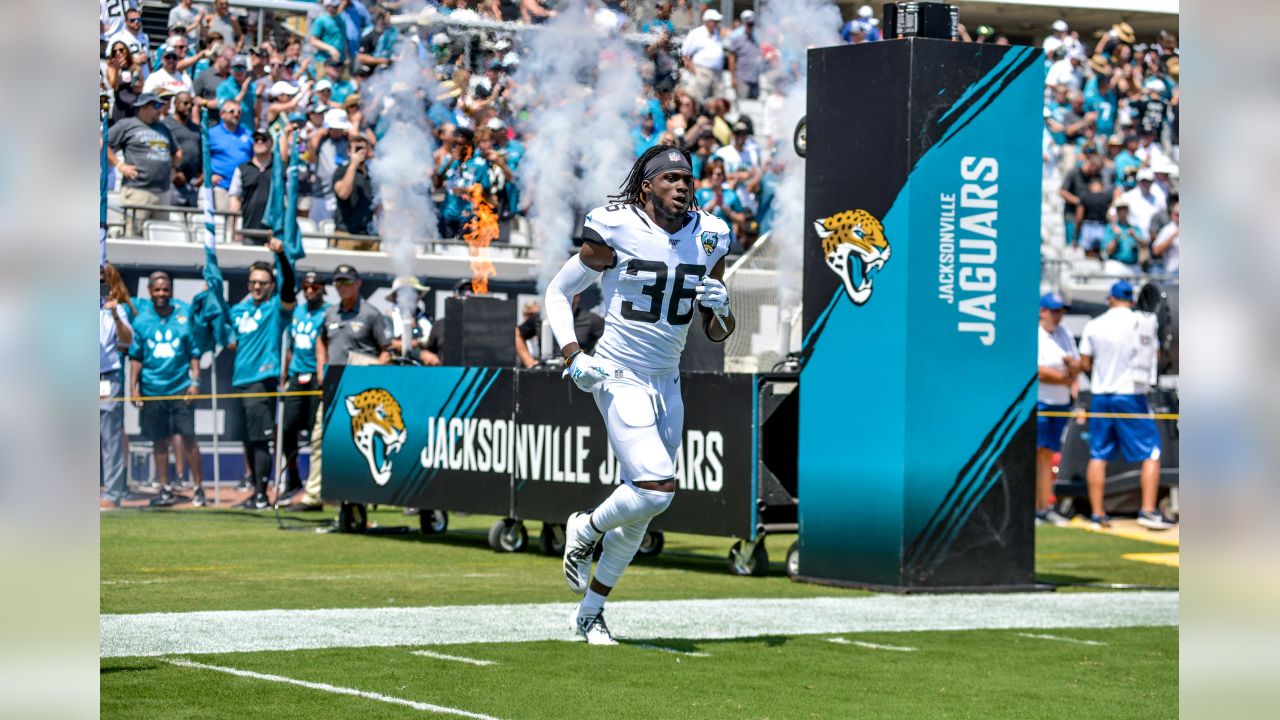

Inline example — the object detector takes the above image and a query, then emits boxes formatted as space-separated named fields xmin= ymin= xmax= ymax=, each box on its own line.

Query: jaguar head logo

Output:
xmin=700 ymin=231 xmax=717 ymax=256
xmin=813 ymin=209 xmax=891 ymax=306
xmin=344 ymin=388 xmax=407 ymax=486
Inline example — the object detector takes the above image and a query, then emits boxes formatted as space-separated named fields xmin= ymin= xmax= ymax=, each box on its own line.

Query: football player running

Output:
xmin=544 ymin=145 xmax=735 ymax=645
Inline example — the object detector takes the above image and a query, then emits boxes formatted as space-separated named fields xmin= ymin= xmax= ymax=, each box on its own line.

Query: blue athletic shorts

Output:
xmin=1088 ymin=394 xmax=1162 ymax=462
xmin=1036 ymin=401 xmax=1072 ymax=451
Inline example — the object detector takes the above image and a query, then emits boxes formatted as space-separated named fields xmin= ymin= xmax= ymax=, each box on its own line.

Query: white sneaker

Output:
xmin=571 ymin=608 xmax=618 ymax=646
xmin=1137 ymin=510 xmax=1176 ymax=530
xmin=563 ymin=511 xmax=595 ymax=595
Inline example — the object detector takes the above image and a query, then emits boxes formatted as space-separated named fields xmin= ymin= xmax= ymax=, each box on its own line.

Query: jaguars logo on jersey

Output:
xmin=813 ymin=209 xmax=891 ymax=306
xmin=344 ymin=388 xmax=407 ymax=486
xmin=700 ymin=231 xmax=717 ymax=256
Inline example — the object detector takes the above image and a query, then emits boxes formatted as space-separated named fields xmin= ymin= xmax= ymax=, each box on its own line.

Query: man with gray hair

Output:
xmin=680 ymin=9 xmax=725 ymax=103
xmin=107 ymin=92 xmax=180 ymax=235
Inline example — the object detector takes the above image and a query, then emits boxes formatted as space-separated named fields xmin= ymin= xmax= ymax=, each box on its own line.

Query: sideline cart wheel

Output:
xmin=785 ymin=541 xmax=800 ymax=579
xmin=728 ymin=540 xmax=769 ymax=577
xmin=793 ymin=116 xmax=807 ymax=157
xmin=636 ymin=530 xmax=665 ymax=557
xmin=538 ymin=523 xmax=566 ymax=556
xmin=338 ymin=503 xmax=367 ymax=534
xmin=489 ymin=519 xmax=528 ymax=552
xmin=419 ymin=509 xmax=448 ymax=535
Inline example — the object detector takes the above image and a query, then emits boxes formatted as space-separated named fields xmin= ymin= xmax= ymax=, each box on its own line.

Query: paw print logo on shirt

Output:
xmin=293 ymin=318 xmax=317 ymax=350
xmin=147 ymin=329 xmax=182 ymax=359
xmin=236 ymin=308 xmax=263 ymax=335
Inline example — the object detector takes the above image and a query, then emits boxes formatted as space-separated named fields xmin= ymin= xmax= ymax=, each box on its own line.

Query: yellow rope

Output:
xmin=1038 ymin=411 xmax=1179 ymax=420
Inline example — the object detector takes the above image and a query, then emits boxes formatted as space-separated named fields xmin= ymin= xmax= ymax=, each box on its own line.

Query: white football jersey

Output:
xmin=583 ymin=203 xmax=732 ymax=374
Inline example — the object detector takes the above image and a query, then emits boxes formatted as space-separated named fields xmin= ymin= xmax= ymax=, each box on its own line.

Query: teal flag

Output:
xmin=262 ymin=136 xmax=286 ymax=238
xmin=283 ymin=150 xmax=304 ymax=261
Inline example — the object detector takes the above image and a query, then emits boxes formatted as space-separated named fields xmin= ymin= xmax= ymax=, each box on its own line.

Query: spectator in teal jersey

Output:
xmin=632 ymin=111 xmax=660 ymax=158
xmin=434 ymin=127 xmax=492 ymax=238
xmin=1113 ymin=134 xmax=1143 ymax=190
xmin=227 ymin=238 xmax=297 ymax=509
xmin=216 ymin=55 xmax=257 ymax=121
xmin=281 ymin=272 xmax=329 ymax=497
xmin=310 ymin=0 xmax=349 ymax=67
xmin=487 ymin=118 xmax=524 ymax=218
xmin=1045 ymin=85 xmax=1071 ymax=146
xmin=129 ymin=272 xmax=206 ymax=508
xmin=321 ymin=61 xmax=358 ymax=105
xmin=1104 ymin=198 xmax=1146 ymax=272
xmin=1084 ymin=55 xmax=1119 ymax=138
xmin=643 ymin=1 xmax=676 ymax=34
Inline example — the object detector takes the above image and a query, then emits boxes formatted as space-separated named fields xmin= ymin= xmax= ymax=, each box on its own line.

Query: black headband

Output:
xmin=643 ymin=149 xmax=692 ymax=181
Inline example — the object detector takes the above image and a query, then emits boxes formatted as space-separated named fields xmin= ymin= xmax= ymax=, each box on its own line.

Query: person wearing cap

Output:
xmin=1120 ymin=167 xmax=1166 ymax=241
xmin=165 ymin=92 xmax=204 ymax=207
xmin=107 ymin=92 xmax=181 ymax=236
xmin=1083 ymin=55 xmax=1119 ymax=138
xmin=385 ymin=276 xmax=434 ymax=364
xmin=306 ymin=107 xmax=354 ymax=222
xmin=1102 ymin=197 xmax=1145 ymax=272
xmin=280 ymin=271 xmax=330 ymax=498
xmin=727 ymin=10 xmax=762 ymax=100
xmin=680 ymin=9 xmax=725 ymax=104
xmin=216 ymin=55 xmax=258 ymax=122
xmin=207 ymin=100 xmax=253 ymax=207
xmin=289 ymin=263 xmax=391 ymax=511
xmin=1035 ymin=292 xmax=1080 ymax=526
xmin=1042 ymin=19 xmax=1081 ymax=59
xmin=144 ymin=42 xmax=195 ymax=97
xmin=310 ymin=0 xmax=348 ymax=66
xmin=263 ymin=80 xmax=304 ymax=131
xmin=227 ymin=128 xmax=278 ymax=241
xmin=1078 ymin=280 xmax=1173 ymax=530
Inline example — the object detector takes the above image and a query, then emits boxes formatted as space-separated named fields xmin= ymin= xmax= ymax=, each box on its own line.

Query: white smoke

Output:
xmin=757 ymin=0 xmax=842 ymax=315
xmin=365 ymin=11 xmax=439 ymax=324
xmin=512 ymin=1 xmax=645 ymax=291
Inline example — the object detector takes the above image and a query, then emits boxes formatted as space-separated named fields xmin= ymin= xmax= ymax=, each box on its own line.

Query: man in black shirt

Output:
xmin=1058 ymin=150 xmax=1103 ymax=248
xmin=333 ymin=135 xmax=377 ymax=247
xmin=228 ymin=129 xmax=275 ymax=241
xmin=192 ymin=47 xmax=233 ymax=117
xmin=165 ymin=92 xmax=203 ymax=206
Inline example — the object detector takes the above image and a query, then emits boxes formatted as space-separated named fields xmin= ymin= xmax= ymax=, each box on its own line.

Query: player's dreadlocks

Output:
xmin=608 ymin=144 xmax=700 ymax=211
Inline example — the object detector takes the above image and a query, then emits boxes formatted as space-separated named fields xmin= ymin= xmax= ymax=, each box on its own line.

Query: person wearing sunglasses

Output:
xmin=106 ymin=92 xmax=182 ymax=236
xmin=228 ymin=238 xmax=297 ymax=509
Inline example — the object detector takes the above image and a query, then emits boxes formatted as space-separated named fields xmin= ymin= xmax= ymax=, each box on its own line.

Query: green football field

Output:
xmin=101 ymin=508 xmax=1179 ymax=718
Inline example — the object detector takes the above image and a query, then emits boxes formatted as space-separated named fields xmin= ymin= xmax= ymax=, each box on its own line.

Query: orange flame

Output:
xmin=461 ymin=183 xmax=499 ymax=295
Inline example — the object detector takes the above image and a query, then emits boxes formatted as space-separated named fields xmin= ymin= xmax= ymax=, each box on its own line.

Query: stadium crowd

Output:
xmin=100 ymin=1 xmax=1181 ymax=511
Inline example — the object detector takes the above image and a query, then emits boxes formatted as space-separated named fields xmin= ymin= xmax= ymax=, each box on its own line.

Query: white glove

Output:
xmin=562 ymin=351 xmax=611 ymax=393
xmin=696 ymin=278 xmax=730 ymax=316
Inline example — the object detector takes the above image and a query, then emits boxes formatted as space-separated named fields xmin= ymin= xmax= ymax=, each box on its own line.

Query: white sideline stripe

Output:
xmin=1016 ymin=632 xmax=1109 ymax=646
xmin=411 ymin=650 xmax=497 ymax=666
xmin=629 ymin=643 xmax=710 ymax=657
xmin=102 ymin=592 xmax=1177 ymax=658
xmin=826 ymin=638 xmax=917 ymax=652
xmin=164 ymin=658 xmax=504 ymax=719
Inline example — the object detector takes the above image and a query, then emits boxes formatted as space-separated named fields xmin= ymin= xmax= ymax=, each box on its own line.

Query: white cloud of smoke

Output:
xmin=756 ymin=0 xmax=842 ymax=316
xmin=511 ymin=0 xmax=644 ymax=291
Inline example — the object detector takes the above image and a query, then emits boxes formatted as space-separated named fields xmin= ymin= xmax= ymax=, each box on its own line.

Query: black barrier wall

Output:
xmin=322 ymin=366 xmax=758 ymax=539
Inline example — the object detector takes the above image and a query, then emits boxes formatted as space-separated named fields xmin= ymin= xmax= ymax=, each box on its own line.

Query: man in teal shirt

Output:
xmin=229 ymin=238 xmax=297 ymax=509
xmin=281 ymin=272 xmax=329 ymax=497
xmin=129 ymin=272 xmax=205 ymax=507
xmin=1104 ymin=198 xmax=1146 ymax=271
xmin=216 ymin=55 xmax=257 ymax=123
xmin=434 ymin=127 xmax=492 ymax=238
xmin=309 ymin=0 xmax=348 ymax=66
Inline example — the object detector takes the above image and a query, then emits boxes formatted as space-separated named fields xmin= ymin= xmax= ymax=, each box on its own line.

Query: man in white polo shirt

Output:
xmin=1035 ymin=292 xmax=1079 ymax=526
xmin=1079 ymin=280 xmax=1175 ymax=530
xmin=680 ymin=9 xmax=725 ymax=104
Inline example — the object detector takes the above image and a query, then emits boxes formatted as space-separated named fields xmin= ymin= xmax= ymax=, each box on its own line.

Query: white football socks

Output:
xmin=572 ymin=483 xmax=675 ymax=592
xmin=580 ymin=588 xmax=607 ymax=616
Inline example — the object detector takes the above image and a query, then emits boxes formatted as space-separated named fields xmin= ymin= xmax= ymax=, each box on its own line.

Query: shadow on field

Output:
xmin=101 ymin=660 xmax=162 ymax=675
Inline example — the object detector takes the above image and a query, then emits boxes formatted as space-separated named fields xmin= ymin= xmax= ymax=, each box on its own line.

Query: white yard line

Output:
xmin=826 ymin=638 xmax=917 ymax=652
xmin=103 ymin=592 xmax=1177 ymax=658
xmin=163 ymin=658 xmax=504 ymax=719
xmin=410 ymin=650 xmax=497 ymax=666
xmin=1015 ymin=632 xmax=1109 ymax=646
xmin=628 ymin=643 xmax=711 ymax=657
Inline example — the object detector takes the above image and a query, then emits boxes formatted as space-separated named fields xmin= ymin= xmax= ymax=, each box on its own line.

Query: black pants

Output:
xmin=236 ymin=379 xmax=278 ymax=497
xmin=281 ymin=374 xmax=320 ymax=493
